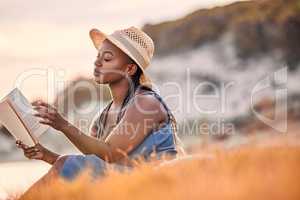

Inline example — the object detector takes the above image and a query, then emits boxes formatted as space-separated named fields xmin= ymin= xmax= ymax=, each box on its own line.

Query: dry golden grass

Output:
xmin=16 ymin=133 xmax=300 ymax=200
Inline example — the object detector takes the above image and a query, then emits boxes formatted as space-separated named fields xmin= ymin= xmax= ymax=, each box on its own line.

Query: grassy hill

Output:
xmin=16 ymin=133 xmax=300 ymax=200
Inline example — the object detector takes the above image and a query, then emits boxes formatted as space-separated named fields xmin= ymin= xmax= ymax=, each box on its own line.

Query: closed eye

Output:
xmin=97 ymin=50 xmax=114 ymax=59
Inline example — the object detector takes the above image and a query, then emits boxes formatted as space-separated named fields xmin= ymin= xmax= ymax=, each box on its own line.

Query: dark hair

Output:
xmin=96 ymin=58 xmax=184 ymax=154
xmin=96 ymin=58 xmax=150 ymax=139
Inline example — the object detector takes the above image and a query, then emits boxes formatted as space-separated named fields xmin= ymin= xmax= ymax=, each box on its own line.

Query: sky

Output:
xmin=0 ymin=0 xmax=245 ymax=101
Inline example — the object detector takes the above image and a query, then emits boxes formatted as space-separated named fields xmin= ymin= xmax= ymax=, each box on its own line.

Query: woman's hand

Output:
xmin=32 ymin=100 xmax=69 ymax=132
xmin=16 ymin=140 xmax=59 ymax=164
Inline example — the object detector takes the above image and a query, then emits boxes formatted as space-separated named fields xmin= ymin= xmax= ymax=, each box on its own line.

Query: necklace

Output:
xmin=101 ymin=100 xmax=125 ymax=138
xmin=100 ymin=100 xmax=113 ymax=139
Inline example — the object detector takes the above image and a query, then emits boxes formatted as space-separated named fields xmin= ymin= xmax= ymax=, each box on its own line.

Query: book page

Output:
xmin=7 ymin=88 xmax=49 ymax=138
xmin=0 ymin=101 xmax=36 ymax=146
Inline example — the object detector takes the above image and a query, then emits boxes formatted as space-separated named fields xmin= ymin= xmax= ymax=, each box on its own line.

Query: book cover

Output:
xmin=0 ymin=88 xmax=49 ymax=146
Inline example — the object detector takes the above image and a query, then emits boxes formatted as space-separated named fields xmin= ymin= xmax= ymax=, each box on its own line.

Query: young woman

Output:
xmin=16 ymin=26 xmax=184 ymax=191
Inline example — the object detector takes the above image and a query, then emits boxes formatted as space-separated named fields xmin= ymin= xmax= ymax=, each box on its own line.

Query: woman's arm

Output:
xmin=104 ymin=94 xmax=166 ymax=162
xmin=60 ymin=124 xmax=113 ymax=161
xmin=33 ymin=95 xmax=166 ymax=163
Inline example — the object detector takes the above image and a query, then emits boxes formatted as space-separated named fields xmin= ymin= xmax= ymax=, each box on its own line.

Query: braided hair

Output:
xmin=95 ymin=58 xmax=185 ymax=154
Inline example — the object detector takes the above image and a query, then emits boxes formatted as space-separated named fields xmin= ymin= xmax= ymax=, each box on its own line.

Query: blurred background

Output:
xmin=1 ymin=0 xmax=300 ymax=198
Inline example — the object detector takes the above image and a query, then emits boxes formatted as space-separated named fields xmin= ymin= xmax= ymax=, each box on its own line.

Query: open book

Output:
xmin=0 ymin=88 xmax=49 ymax=146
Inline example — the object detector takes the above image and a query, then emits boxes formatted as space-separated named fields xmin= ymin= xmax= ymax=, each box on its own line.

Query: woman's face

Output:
xmin=93 ymin=39 xmax=132 ymax=84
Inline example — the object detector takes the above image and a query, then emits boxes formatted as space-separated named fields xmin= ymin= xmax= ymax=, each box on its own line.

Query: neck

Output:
xmin=108 ymin=78 xmax=132 ymax=106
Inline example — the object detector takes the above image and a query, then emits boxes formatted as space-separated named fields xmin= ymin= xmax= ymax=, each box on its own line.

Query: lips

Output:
xmin=94 ymin=69 xmax=102 ymax=76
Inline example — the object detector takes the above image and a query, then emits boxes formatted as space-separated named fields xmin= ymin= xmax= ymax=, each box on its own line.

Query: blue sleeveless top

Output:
xmin=93 ymin=90 xmax=179 ymax=160
xmin=128 ymin=122 xmax=177 ymax=159
xmin=127 ymin=91 xmax=178 ymax=160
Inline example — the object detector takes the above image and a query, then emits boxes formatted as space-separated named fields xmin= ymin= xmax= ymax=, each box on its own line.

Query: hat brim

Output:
xmin=89 ymin=28 xmax=152 ymax=88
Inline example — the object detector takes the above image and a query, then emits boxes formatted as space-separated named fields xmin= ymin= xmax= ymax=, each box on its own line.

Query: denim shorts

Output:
xmin=59 ymin=154 xmax=131 ymax=181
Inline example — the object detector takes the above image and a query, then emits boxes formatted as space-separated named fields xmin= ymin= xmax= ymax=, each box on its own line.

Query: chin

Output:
xmin=93 ymin=76 xmax=101 ymax=84
xmin=94 ymin=79 xmax=103 ymax=84
xmin=94 ymin=76 xmax=107 ymax=84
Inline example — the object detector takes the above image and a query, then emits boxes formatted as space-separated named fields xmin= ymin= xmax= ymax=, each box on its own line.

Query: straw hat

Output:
xmin=89 ymin=26 xmax=154 ymax=88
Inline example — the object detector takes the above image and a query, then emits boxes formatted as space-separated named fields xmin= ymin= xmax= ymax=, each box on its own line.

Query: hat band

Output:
xmin=110 ymin=32 xmax=148 ymax=69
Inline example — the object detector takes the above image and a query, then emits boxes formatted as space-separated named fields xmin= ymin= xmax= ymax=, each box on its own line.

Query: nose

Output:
xmin=94 ymin=59 xmax=102 ymax=68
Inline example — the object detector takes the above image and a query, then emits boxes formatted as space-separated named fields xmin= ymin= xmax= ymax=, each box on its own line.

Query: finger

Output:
xmin=33 ymin=107 xmax=52 ymax=115
xmin=31 ymin=100 xmax=43 ymax=106
xmin=16 ymin=140 xmax=26 ymax=146
xmin=31 ymin=146 xmax=40 ymax=152
xmin=35 ymin=143 xmax=43 ymax=149
xmin=24 ymin=147 xmax=39 ymax=154
xmin=18 ymin=142 xmax=29 ymax=150
xmin=36 ymin=105 xmax=57 ymax=115
xmin=34 ymin=112 xmax=55 ymax=121
xmin=33 ymin=105 xmax=49 ymax=112
xmin=38 ymin=101 xmax=56 ymax=111
xmin=24 ymin=148 xmax=37 ymax=154
xmin=32 ymin=105 xmax=42 ymax=111
xmin=38 ymin=115 xmax=53 ymax=122
xmin=37 ymin=100 xmax=49 ymax=107
xmin=34 ymin=112 xmax=47 ymax=118
xmin=39 ymin=119 xmax=53 ymax=126
xmin=16 ymin=142 xmax=24 ymax=148
xmin=31 ymin=100 xmax=51 ymax=110
xmin=33 ymin=107 xmax=49 ymax=118
xmin=26 ymin=151 xmax=38 ymax=158
xmin=46 ymin=112 xmax=56 ymax=121
xmin=24 ymin=148 xmax=39 ymax=154
xmin=16 ymin=140 xmax=22 ymax=147
xmin=16 ymin=140 xmax=23 ymax=148
xmin=30 ymin=152 xmax=43 ymax=159
xmin=28 ymin=151 xmax=42 ymax=159
xmin=33 ymin=112 xmax=44 ymax=118
xmin=24 ymin=152 xmax=36 ymax=159
xmin=24 ymin=151 xmax=37 ymax=156
xmin=32 ymin=100 xmax=52 ymax=108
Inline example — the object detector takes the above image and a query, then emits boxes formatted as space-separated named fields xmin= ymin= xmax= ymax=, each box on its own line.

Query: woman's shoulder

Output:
xmin=123 ymin=88 xmax=168 ymax=123
xmin=131 ymin=88 xmax=164 ymax=109
xmin=133 ymin=87 xmax=162 ymax=101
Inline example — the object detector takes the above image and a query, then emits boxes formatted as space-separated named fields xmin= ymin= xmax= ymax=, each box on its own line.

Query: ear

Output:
xmin=126 ymin=63 xmax=138 ymax=76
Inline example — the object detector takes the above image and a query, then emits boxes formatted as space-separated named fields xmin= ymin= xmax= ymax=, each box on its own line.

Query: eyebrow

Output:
xmin=98 ymin=50 xmax=114 ymax=57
